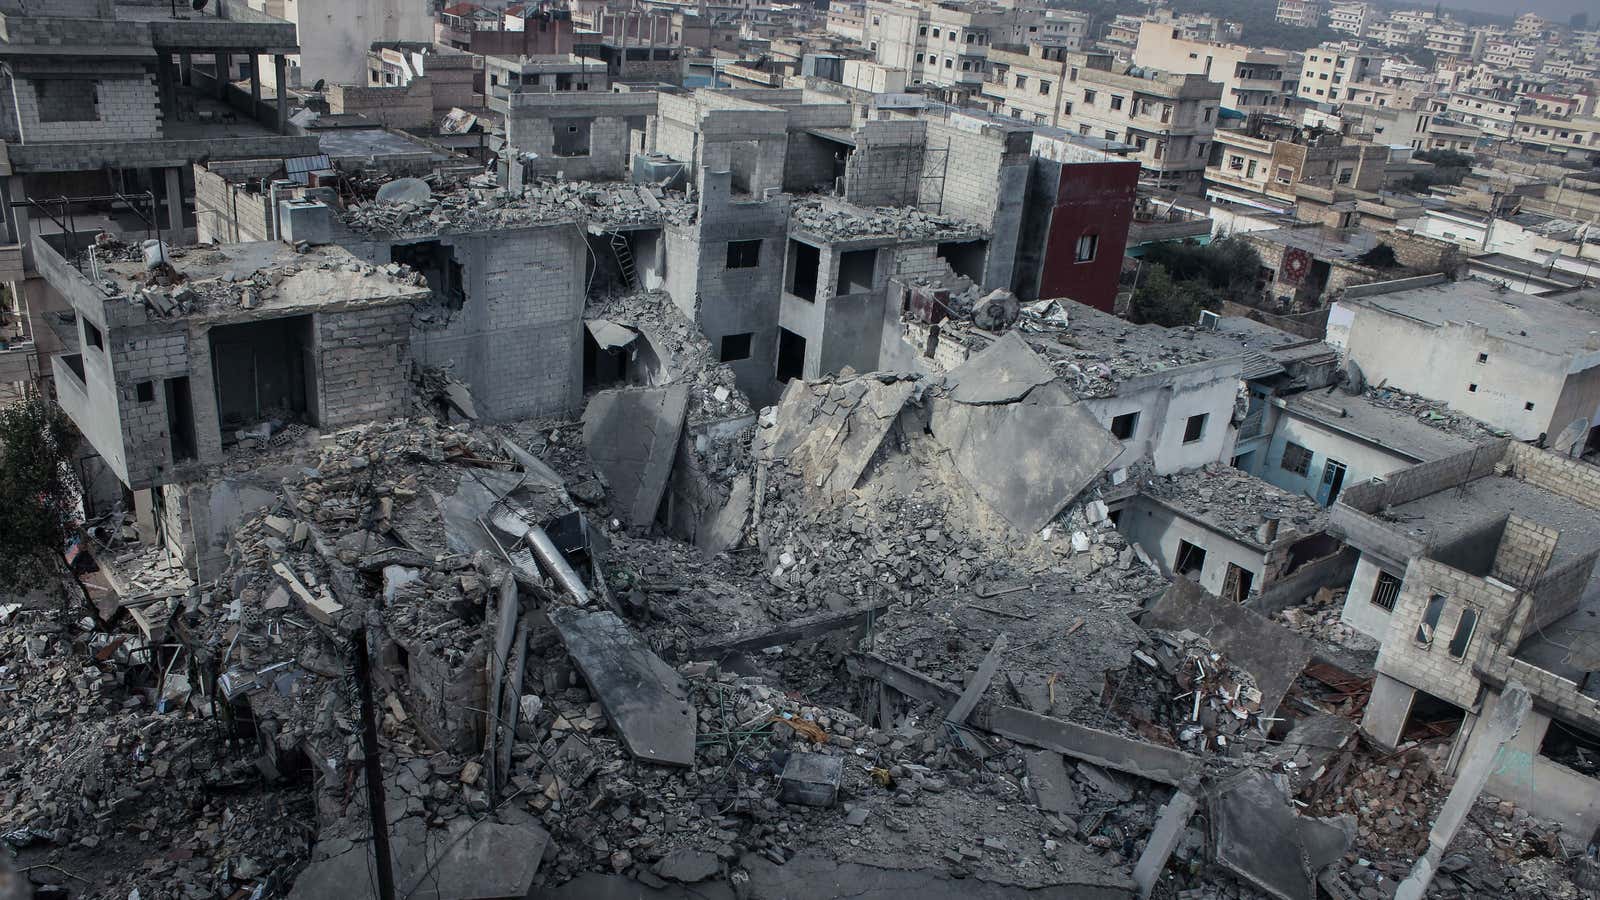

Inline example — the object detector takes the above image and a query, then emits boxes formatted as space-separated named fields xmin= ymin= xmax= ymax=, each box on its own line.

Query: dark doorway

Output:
xmin=835 ymin=248 xmax=877 ymax=295
xmin=787 ymin=240 xmax=820 ymax=301
xmin=776 ymin=327 xmax=806 ymax=383
xmin=165 ymin=376 xmax=196 ymax=462
xmin=207 ymin=315 xmax=314 ymax=440
xmin=1222 ymin=562 xmax=1254 ymax=602
xmin=392 ymin=240 xmax=465 ymax=310
xmin=1402 ymin=689 xmax=1466 ymax=742
xmin=1317 ymin=458 xmax=1348 ymax=506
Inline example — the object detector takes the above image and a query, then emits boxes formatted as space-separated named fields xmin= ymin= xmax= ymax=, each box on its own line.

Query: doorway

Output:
xmin=1222 ymin=562 xmax=1255 ymax=603
xmin=776 ymin=327 xmax=806 ymax=383
xmin=207 ymin=315 xmax=314 ymax=441
xmin=1317 ymin=458 xmax=1347 ymax=507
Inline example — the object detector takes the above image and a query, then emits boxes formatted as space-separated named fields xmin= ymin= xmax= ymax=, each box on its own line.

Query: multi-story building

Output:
xmin=1298 ymin=41 xmax=1378 ymax=104
xmin=1205 ymin=116 xmax=1386 ymax=205
xmin=1055 ymin=53 xmax=1221 ymax=192
xmin=1509 ymin=114 xmax=1600 ymax=160
xmin=1513 ymin=12 xmax=1548 ymax=37
xmin=1133 ymin=22 xmax=1301 ymax=116
xmin=1444 ymin=92 xmax=1520 ymax=139
xmin=1481 ymin=40 xmax=1548 ymax=72
xmin=1366 ymin=19 xmax=1419 ymax=48
xmin=247 ymin=0 xmax=430 ymax=89
xmin=860 ymin=0 xmax=1048 ymax=98
xmin=1326 ymin=2 xmax=1371 ymax=38
xmin=1424 ymin=21 xmax=1478 ymax=59
xmin=1275 ymin=0 xmax=1322 ymax=29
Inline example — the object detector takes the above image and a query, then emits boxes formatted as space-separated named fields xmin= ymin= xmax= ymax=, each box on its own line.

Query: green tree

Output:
xmin=0 ymin=395 xmax=81 ymax=591
xmin=1129 ymin=262 xmax=1219 ymax=327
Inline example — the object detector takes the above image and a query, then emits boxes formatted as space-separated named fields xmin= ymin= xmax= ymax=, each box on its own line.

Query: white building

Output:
xmin=249 ymin=0 xmax=432 ymax=88
xmin=1327 ymin=2 xmax=1371 ymax=38
xmin=1298 ymin=41 xmax=1379 ymax=104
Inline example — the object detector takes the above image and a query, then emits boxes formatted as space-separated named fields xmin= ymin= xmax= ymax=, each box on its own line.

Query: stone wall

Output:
xmin=1374 ymin=555 xmax=1517 ymax=712
xmin=193 ymin=160 xmax=279 ymax=244
xmin=13 ymin=73 xmax=161 ymax=142
xmin=326 ymin=79 xmax=435 ymax=130
xmin=843 ymin=117 xmax=925 ymax=207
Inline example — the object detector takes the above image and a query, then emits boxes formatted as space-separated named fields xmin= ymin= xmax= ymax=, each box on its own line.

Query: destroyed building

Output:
xmin=1331 ymin=439 xmax=1600 ymax=839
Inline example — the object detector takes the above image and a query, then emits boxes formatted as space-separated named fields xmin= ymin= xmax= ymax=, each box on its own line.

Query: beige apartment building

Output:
xmin=1133 ymin=21 xmax=1301 ymax=115
xmin=1298 ymin=41 xmax=1379 ymax=104
xmin=1206 ymin=116 xmax=1387 ymax=205
xmin=861 ymin=0 xmax=1051 ymax=97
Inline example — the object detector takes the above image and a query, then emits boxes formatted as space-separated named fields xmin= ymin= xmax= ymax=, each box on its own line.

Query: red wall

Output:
xmin=1037 ymin=161 xmax=1137 ymax=313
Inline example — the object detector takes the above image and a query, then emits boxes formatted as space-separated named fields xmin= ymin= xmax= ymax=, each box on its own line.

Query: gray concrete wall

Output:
xmin=1362 ymin=670 xmax=1415 ymax=747
xmin=1119 ymin=494 xmax=1270 ymax=600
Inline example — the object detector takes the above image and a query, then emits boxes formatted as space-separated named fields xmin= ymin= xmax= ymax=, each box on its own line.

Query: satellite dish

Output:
xmin=312 ymin=78 xmax=327 ymax=93
xmin=1552 ymin=417 xmax=1589 ymax=457
xmin=375 ymin=177 xmax=432 ymax=205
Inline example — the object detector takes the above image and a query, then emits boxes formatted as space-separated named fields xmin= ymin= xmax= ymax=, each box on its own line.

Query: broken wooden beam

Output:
xmin=847 ymin=652 xmax=1208 ymax=786
xmin=685 ymin=601 xmax=891 ymax=660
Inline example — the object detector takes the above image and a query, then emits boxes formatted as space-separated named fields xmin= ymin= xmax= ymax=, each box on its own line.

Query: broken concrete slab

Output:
xmin=1024 ymin=750 xmax=1078 ymax=815
xmin=587 ymin=318 xmax=641 ymax=351
xmin=946 ymin=633 xmax=1008 ymax=726
xmin=779 ymin=752 xmax=843 ymax=807
xmin=685 ymin=600 xmax=890 ymax=659
xmin=1271 ymin=713 xmax=1357 ymax=781
xmin=1132 ymin=791 xmax=1199 ymax=899
xmin=583 ymin=384 xmax=690 ymax=532
xmin=848 ymin=652 xmax=1206 ymax=786
xmin=695 ymin=471 xmax=751 ymax=557
xmin=653 ymin=847 xmax=721 ymax=883
xmin=288 ymin=818 xmax=550 ymax=900
xmin=1209 ymin=770 xmax=1354 ymax=900
xmin=943 ymin=331 xmax=1056 ymax=405
xmin=549 ymin=607 xmax=696 ymax=766
xmin=1143 ymin=578 xmax=1315 ymax=720
xmin=928 ymin=381 xmax=1122 ymax=534
xmin=762 ymin=376 xmax=916 ymax=495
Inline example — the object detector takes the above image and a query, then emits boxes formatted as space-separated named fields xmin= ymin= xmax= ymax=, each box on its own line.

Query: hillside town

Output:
xmin=0 ymin=0 xmax=1598 ymax=898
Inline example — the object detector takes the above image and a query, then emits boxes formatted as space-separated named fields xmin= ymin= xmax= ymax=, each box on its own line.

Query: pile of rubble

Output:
xmin=1275 ymin=586 xmax=1382 ymax=654
xmin=791 ymin=198 xmax=985 ymax=242
xmin=584 ymin=292 xmax=753 ymax=425
xmin=1138 ymin=464 xmax=1328 ymax=545
xmin=343 ymin=179 xmax=695 ymax=238
xmin=1114 ymin=633 xmax=1265 ymax=755
xmin=1365 ymin=387 xmax=1510 ymax=441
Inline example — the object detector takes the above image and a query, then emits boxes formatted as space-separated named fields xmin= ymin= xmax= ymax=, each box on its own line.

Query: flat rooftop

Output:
xmin=1387 ymin=473 xmax=1600 ymax=571
xmin=1516 ymin=572 xmax=1600 ymax=700
xmin=1141 ymin=465 xmax=1329 ymax=546
xmin=1250 ymin=225 xmax=1384 ymax=261
xmin=790 ymin=197 xmax=985 ymax=243
xmin=1350 ymin=277 xmax=1600 ymax=359
xmin=1282 ymin=389 xmax=1488 ymax=463
xmin=312 ymin=126 xmax=452 ymax=163
xmin=93 ymin=241 xmax=430 ymax=320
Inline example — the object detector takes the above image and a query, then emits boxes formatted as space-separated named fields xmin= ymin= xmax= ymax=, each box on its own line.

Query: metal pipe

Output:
xmin=487 ymin=502 xmax=588 ymax=604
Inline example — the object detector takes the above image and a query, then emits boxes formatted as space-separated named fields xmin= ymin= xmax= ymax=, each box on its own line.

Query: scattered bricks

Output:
xmin=273 ymin=562 xmax=344 ymax=626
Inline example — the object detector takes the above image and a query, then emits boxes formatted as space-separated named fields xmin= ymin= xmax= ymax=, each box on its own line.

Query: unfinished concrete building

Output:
xmin=1331 ymin=441 xmax=1600 ymax=838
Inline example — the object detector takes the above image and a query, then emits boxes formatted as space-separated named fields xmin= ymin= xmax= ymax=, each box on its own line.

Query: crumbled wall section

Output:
xmin=316 ymin=305 xmax=413 ymax=426
xmin=843 ymin=118 xmax=925 ymax=207
xmin=115 ymin=329 xmax=194 ymax=486
xmin=506 ymin=92 xmax=658 ymax=182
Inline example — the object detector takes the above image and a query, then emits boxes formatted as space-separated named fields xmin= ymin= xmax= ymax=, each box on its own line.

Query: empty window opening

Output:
xmin=1401 ymin=689 xmax=1465 ymax=742
xmin=836 ymin=248 xmax=878 ymax=295
xmin=776 ymin=327 xmax=806 ymax=383
xmin=36 ymin=79 xmax=98 ymax=122
xmin=1222 ymin=562 xmax=1255 ymax=602
xmin=391 ymin=241 xmax=465 ymax=311
xmin=84 ymin=320 xmax=104 ymax=351
xmin=726 ymin=239 xmax=761 ymax=269
xmin=1280 ymin=441 xmax=1312 ymax=475
xmin=726 ymin=140 xmax=760 ymax=194
xmin=165 ymin=376 xmax=196 ymax=463
xmin=1110 ymin=411 xmax=1138 ymax=440
xmin=1182 ymin=413 xmax=1207 ymax=444
xmin=1477 ymin=352 xmax=1489 ymax=364
xmin=135 ymin=381 xmax=155 ymax=403
xmin=1415 ymin=593 xmax=1447 ymax=646
xmin=208 ymin=315 xmax=314 ymax=442
xmin=787 ymin=240 xmax=820 ymax=301
xmin=1468 ymin=383 xmax=1478 ymax=392
xmin=551 ymin=118 xmax=593 ymax=157
xmin=719 ymin=332 xmax=752 ymax=362
xmin=1448 ymin=606 xmax=1478 ymax=659
xmin=937 ymin=240 xmax=987 ymax=281
xmin=1371 ymin=570 xmax=1402 ymax=611
xmin=1075 ymin=233 xmax=1098 ymax=263
xmin=1175 ymin=539 xmax=1207 ymax=577
xmin=1525 ymin=401 xmax=1535 ymax=411
xmin=1540 ymin=718 xmax=1600 ymax=778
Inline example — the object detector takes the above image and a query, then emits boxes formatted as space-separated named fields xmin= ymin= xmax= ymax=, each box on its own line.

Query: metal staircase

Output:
xmin=609 ymin=232 xmax=636 ymax=289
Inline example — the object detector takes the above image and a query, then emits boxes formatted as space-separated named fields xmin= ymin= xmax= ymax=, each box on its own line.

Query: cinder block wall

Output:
xmin=1504 ymin=441 xmax=1600 ymax=510
xmin=12 ymin=73 xmax=161 ymax=142
xmin=315 ymin=304 xmax=413 ymax=426
xmin=326 ymin=80 xmax=435 ymax=130
xmin=1375 ymin=556 xmax=1518 ymax=712
xmin=843 ymin=118 xmax=925 ymax=207
xmin=193 ymin=160 xmax=279 ymax=244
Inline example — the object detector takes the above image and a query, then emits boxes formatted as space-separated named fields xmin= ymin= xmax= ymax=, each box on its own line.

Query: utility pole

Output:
xmin=353 ymin=626 xmax=397 ymax=900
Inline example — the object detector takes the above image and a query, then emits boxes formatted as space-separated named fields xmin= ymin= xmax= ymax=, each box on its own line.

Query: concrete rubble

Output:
xmin=790 ymin=198 xmax=986 ymax=242
xmin=343 ymin=176 xmax=696 ymax=238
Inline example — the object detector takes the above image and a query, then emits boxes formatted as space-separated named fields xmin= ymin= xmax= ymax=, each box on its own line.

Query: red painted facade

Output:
xmin=1036 ymin=161 xmax=1138 ymax=313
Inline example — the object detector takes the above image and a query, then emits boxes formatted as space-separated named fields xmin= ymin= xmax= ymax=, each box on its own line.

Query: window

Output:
xmin=916 ymin=53 xmax=924 ymax=63
xmin=84 ymin=320 xmax=104 ymax=351
xmin=1175 ymin=540 xmax=1207 ymax=576
xmin=719 ymin=332 xmax=752 ymax=362
xmin=1182 ymin=413 xmax=1207 ymax=444
xmin=35 ymin=79 xmax=99 ymax=122
xmin=1371 ymin=571 xmax=1402 ymax=612
xmin=1015 ymin=74 xmax=1028 ymax=88
xmin=135 ymin=381 xmax=155 ymax=403
xmin=1338 ymin=168 xmax=1353 ymax=184
xmin=1415 ymin=593 xmax=1447 ymax=646
xmin=1525 ymin=401 xmax=1535 ymax=411
xmin=1448 ymin=607 xmax=1478 ymax=659
xmin=1160 ymin=104 xmax=1172 ymax=123
xmin=1083 ymin=89 xmax=1097 ymax=104
xmin=1010 ymin=107 xmax=1023 ymax=118
xmin=1110 ymin=95 xmax=1124 ymax=111
xmin=1275 ymin=167 xmax=1293 ymax=184
xmin=1468 ymin=383 xmax=1478 ymax=392
xmin=1074 ymin=233 xmax=1098 ymax=262
xmin=1079 ymin=124 xmax=1091 ymax=135
xmin=931 ymin=27 xmax=939 ymax=37
xmin=944 ymin=58 xmax=953 ymax=68
xmin=1039 ymin=80 xmax=1051 ymax=95
xmin=918 ymin=25 xmax=926 ymax=35
xmin=726 ymin=239 xmax=761 ymax=268
xmin=1104 ymin=129 xmax=1116 ymax=141
xmin=1280 ymin=441 xmax=1312 ymax=475
xmin=1477 ymin=352 xmax=1488 ymax=364
xmin=1110 ymin=411 xmax=1138 ymax=439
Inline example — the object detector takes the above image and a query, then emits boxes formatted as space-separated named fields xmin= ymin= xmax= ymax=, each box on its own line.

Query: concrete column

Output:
xmin=1395 ymin=682 xmax=1531 ymax=900
xmin=274 ymin=55 xmax=289 ymax=133
xmin=215 ymin=51 xmax=231 ymax=99
xmin=163 ymin=166 xmax=183 ymax=239
xmin=1132 ymin=790 xmax=1199 ymax=899
xmin=250 ymin=56 xmax=261 ymax=121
